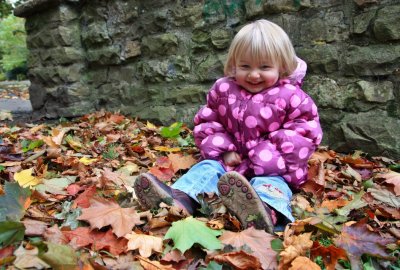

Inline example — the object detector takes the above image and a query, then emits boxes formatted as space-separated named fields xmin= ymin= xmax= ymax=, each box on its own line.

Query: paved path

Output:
xmin=0 ymin=80 xmax=33 ymax=122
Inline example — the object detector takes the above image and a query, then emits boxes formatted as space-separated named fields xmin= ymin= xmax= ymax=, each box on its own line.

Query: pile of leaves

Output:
xmin=0 ymin=111 xmax=399 ymax=270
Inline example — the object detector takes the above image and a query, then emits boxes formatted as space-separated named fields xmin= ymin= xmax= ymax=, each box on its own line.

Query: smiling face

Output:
xmin=234 ymin=50 xmax=280 ymax=94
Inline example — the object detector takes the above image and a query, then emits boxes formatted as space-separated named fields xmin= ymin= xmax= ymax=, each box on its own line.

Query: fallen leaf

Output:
xmin=43 ymin=225 xmax=68 ymax=245
xmin=288 ymin=256 xmax=321 ymax=270
xmin=164 ymin=216 xmax=222 ymax=253
xmin=79 ymin=157 xmax=97 ymax=165
xmin=125 ymin=232 xmax=163 ymax=257
xmin=334 ymin=220 xmax=396 ymax=270
xmin=367 ymin=187 xmax=400 ymax=208
xmin=0 ymin=182 xmax=31 ymax=222
xmin=219 ymin=227 xmax=277 ymax=270
xmin=22 ymin=219 xmax=48 ymax=236
xmin=13 ymin=245 xmax=50 ymax=269
xmin=321 ymin=198 xmax=349 ymax=212
xmin=167 ymin=153 xmax=196 ymax=173
xmin=211 ymin=250 xmax=262 ymax=270
xmin=14 ymin=168 xmax=42 ymax=187
xmin=377 ymin=170 xmax=400 ymax=195
xmin=310 ymin=241 xmax=347 ymax=270
xmin=40 ymin=242 xmax=78 ymax=269
xmin=77 ymin=198 xmax=143 ymax=237
xmin=279 ymin=226 xmax=313 ymax=269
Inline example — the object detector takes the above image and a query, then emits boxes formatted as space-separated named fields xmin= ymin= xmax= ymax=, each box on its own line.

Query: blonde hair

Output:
xmin=224 ymin=19 xmax=297 ymax=78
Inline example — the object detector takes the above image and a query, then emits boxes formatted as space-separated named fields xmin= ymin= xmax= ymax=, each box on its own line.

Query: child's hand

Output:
xmin=223 ymin=151 xmax=242 ymax=167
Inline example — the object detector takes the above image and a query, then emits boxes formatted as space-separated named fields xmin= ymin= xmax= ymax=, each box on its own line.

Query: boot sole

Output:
xmin=218 ymin=171 xmax=274 ymax=233
xmin=134 ymin=173 xmax=173 ymax=210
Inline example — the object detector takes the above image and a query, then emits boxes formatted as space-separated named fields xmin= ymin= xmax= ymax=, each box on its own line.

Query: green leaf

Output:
xmin=335 ymin=191 xmax=367 ymax=217
xmin=0 ymin=182 xmax=31 ymax=222
xmin=40 ymin=242 xmax=78 ymax=270
xmin=271 ymin=238 xmax=284 ymax=252
xmin=0 ymin=221 xmax=25 ymax=246
xmin=22 ymin=139 xmax=44 ymax=153
xmin=35 ymin=176 xmax=76 ymax=195
xmin=164 ymin=216 xmax=222 ymax=253
xmin=160 ymin=122 xmax=183 ymax=138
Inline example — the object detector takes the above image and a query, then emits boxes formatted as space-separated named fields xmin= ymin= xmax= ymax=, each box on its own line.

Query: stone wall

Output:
xmin=15 ymin=0 xmax=400 ymax=159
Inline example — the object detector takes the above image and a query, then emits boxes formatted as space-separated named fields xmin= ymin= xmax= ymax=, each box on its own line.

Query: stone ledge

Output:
xmin=14 ymin=0 xmax=64 ymax=17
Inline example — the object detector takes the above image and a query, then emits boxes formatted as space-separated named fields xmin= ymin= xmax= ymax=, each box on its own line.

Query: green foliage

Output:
xmin=0 ymin=1 xmax=12 ymax=19
xmin=21 ymin=139 xmax=44 ymax=153
xmin=160 ymin=122 xmax=183 ymax=138
xmin=164 ymin=216 xmax=222 ymax=253
xmin=0 ymin=182 xmax=31 ymax=222
xmin=0 ymin=221 xmax=25 ymax=246
xmin=0 ymin=14 xmax=28 ymax=72
xmin=103 ymin=143 xmax=120 ymax=160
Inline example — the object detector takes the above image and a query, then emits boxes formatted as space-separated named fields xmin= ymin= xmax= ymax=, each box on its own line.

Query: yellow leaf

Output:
xmin=154 ymin=146 xmax=181 ymax=152
xmin=146 ymin=121 xmax=158 ymax=129
xmin=79 ymin=157 xmax=97 ymax=165
xmin=14 ymin=168 xmax=42 ymax=187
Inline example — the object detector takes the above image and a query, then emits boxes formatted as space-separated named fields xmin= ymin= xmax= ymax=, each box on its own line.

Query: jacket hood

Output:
xmin=288 ymin=57 xmax=307 ymax=85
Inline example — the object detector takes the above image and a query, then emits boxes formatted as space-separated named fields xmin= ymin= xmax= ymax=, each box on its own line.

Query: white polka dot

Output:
xmin=270 ymin=131 xmax=278 ymax=137
xmin=194 ymin=125 xmax=201 ymax=133
xmin=201 ymin=137 xmax=209 ymax=145
xmin=284 ymin=130 xmax=296 ymax=136
xmin=219 ymin=83 xmax=230 ymax=92
xmin=214 ymin=122 xmax=223 ymax=127
xmin=299 ymin=147 xmax=309 ymax=159
xmin=316 ymin=134 xmax=322 ymax=144
xmin=202 ymin=107 xmax=212 ymax=117
xmin=210 ymin=89 xmax=217 ymax=100
xmin=246 ymin=140 xmax=257 ymax=149
xmin=284 ymin=84 xmax=296 ymax=90
xmin=275 ymin=98 xmax=286 ymax=109
xmin=295 ymin=128 xmax=306 ymax=135
xmin=281 ymin=142 xmax=294 ymax=153
xmin=245 ymin=116 xmax=257 ymax=128
xmin=209 ymin=151 xmax=219 ymax=157
xmin=308 ymin=120 xmax=318 ymax=128
xmin=289 ymin=165 xmax=299 ymax=171
xmin=268 ymin=87 xmax=280 ymax=95
xmin=290 ymin=95 xmax=301 ymax=107
xmin=228 ymin=94 xmax=237 ymax=104
xmin=218 ymin=105 xmax=226 ymax=116
xmin=234 ymin=132 xmax=240 ymax=140
xmin=260 ymin=106 xmax=272 ymax=119
xmin=252 ymin=94 xmax=263 ymax=103
xmin=194 ymin=115 xmax=200 ymax=124
xmin=277 ymin=157 xmax=285 ymax=169
xmin=259 ymin=150 xmax=272 ymax=162
xmin=268 ymin=122 xmax=280 ymax=132
xmin=284 ymin=175 xmax=292 ymax=183
xmin=249 ymin=149 xmax=255 ymax=157
xmin=254 ymin=166 xmax=264 ymax=175
xmin=228 ymin=144 xmax=235 ymax=151
xmin=212 ymin=136 xmax=224 ymax=146
xmin=312 ymin=104 xmax=318 ymax=115
xmin=296 ymin=168 xmax=304 ymax=179
xmin=303 ymin=98 xmax=309 ymax=105
xmin=232 ymin=108 xmax=240 ymax=119
xmin=288 ymin=109 xmax=301 ymax=119
xmin=205 ymin=128 xmax=214 ymax=135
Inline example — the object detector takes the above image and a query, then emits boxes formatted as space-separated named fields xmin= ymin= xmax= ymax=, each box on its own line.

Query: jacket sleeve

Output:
xmin=246 ymin=88 xmax=323 ymax=188
xmin=193 ymin=82 xmax=237 ymax=161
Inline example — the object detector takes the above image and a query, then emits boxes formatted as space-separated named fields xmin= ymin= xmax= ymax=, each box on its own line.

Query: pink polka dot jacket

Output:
xmin=193 ymin=58 xmax=323 ymax=189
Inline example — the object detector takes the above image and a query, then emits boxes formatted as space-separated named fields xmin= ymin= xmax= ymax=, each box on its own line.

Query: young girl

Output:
xmin=134 ymin=19 xmax=322 ymax=233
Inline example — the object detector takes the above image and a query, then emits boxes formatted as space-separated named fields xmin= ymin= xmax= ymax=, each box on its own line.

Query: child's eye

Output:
xmin=260 ymin=65 xmax=270 ymax=70
xmin=240 ymin=65 xmax=250 ymax=69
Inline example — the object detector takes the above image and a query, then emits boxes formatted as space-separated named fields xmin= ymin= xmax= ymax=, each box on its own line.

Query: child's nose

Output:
xmin=248 ymin=70 xmax=260 ymax=79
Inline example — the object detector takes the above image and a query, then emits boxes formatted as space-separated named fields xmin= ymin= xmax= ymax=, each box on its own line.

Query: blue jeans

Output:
xmin=172 ymin=160 xmax=294 ymax=222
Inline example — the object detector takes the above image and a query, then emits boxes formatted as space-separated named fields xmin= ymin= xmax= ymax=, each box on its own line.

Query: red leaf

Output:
xmin=72 ymin=185 xmax=97 ymax=208
xmin=310 ymin=241 xmax=348 ymax=270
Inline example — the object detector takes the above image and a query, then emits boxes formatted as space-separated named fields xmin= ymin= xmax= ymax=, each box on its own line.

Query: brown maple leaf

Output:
xmin=211 ymin=250 xmax=262 ymax=270
xmin=310 ymin=241 xmax=347 ymax=270
xmin=77 ymin=198 xmax=143 ymax=237
xmin=219 ymin=227 xmax=277 ymax=270
xmin=288 ymin=256 xmax=321 ymax=270
xmin=279 ymin=226 xmax=313 ymax=269
xmin=167 ymin=153 xmax=196 ymax=173
xmin=334 ymin=219 xmax=396 ymax=270
xmin=63 ymin=227 xmax=127 ymax=255
xmin=375 ymin=170 xmax=400 ymax=196
xmin=125 ymin=232 xmax=164 ymax=258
